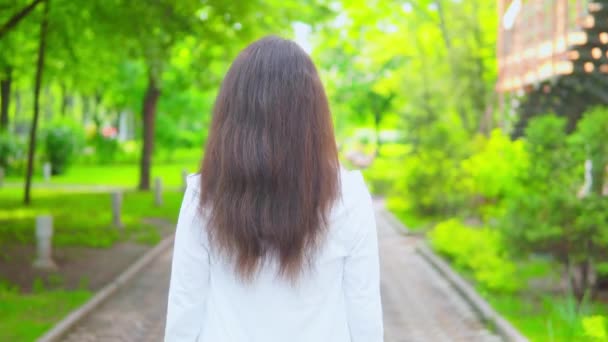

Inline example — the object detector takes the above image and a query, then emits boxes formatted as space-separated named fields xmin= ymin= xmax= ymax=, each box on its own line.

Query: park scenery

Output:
xmin=1 ymin=0 xmax=608 ymax=341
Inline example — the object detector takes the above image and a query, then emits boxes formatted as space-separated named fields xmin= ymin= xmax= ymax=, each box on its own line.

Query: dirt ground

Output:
xmin=0 ymin=220 xmax=174 ymax=292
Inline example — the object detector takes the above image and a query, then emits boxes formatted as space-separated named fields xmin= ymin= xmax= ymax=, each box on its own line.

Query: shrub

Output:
xmin=582 ymin=315 xmax=608 ymax=340
xmin=43 ymin=120 xmax=84 ymax=175
xmin=93 ymin=135 xmax=120 ymax=164
xmin=361 ymin=144 xmax=409 ymax=195
xmin=569 ymin=106 xmax=608 ymax=196
xmin=393 ymin=149 xmax=466 ymax=218
xmin=0 ymin=132 xmax=21 ymax=172
xmin=429 ymin=219 xmax=520 ymax=293
xmin=500 ymin=114 xmax=608 ymax=301
xmin=460 ymin=129 xmax=528 ymax=219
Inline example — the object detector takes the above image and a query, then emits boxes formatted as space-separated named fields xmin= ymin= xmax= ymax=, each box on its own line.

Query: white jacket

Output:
xmin=165 ymin=168 xmax=383 ymax=342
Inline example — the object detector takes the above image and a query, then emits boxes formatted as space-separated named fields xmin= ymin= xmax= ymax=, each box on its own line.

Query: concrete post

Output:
xmin=111 ymin=191 xmax=123 ymax=228
xmin=43 ymin=162 xmax=52 ymax=182
xmin=154 ymin=177 xmax=163 ymax=206
xmin=0 ymin=167 xmax=4 ymax=188
xmin=33 ymin=215 xmax=57 ymax=270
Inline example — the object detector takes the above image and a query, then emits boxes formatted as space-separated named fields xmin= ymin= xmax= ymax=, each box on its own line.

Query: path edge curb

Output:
xmin=37 ymin=233 xmax=175 ymax=342
xmin=416 ymin=242 xmax=528 ymax=342
xmin=380 ymin=207 xmax=528 ymax=342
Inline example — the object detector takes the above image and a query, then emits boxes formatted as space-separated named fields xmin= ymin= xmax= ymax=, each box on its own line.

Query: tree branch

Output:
xmin=0 ymin=0 xmax=44 ymax=40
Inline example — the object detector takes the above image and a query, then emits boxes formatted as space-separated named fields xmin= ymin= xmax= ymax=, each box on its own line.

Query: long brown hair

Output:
xmin=200 ymin=36 xmax=340 ymax=282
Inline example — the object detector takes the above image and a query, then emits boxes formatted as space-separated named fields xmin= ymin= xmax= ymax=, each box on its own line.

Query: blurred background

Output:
xmin=1 ymin=0 xmax=607 ymax=341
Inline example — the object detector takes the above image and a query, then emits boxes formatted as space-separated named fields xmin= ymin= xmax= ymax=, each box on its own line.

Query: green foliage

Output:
xmin=92 ymin=135 xmax=120 ymax=164
xmin=570 ymin=107 xmax=608 ymax=196
xmin=361 ymin=144 xmax=407 ymax=195
xmin=500 ymin=115 xmax=578 ymax=255
xmin=497 ymin=113 xmax=608 ymax=301
xmin=155 ymin=114 xmax=181 ymax=153
xmin=0 ymin=132 xmax=23 ymax=173
xmin=394 ymin=148 xmax=466 ymax=218
xmin=582 ymin=315 xmax=608 ymax=341
xmin=429 ymin=219 xmax=520 ymax=293
xmin=461 ymin=129 xmax=528 ymax=218
xmin=43 ymin=120 xmax=84 ymax=175
xmin=489 ymin=293 xmax=608 ymax=342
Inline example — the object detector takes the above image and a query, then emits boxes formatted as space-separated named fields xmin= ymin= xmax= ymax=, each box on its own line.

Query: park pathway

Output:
xmin=61 ymin=203 xmax=501 ymax=342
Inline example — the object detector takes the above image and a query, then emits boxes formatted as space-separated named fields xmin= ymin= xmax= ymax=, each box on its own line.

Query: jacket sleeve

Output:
xmin=343 ymin=185 xmax=384 ymax=342
xmin=165 ymin=184 xmax=210 ymax=341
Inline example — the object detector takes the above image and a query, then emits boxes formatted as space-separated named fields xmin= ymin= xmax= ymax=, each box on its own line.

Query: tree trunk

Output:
xmin=580 ymin=259 xmax=592 ymax=300
xmin=138 ymin=72 xmax=160 ymax=190
xmin=0 ymin=66 xmax=11 ymax=130
xmin=24 ymin=0 xmax=49 ymax=205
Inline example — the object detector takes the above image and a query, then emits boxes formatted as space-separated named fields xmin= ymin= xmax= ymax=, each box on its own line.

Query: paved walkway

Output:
xmin=61 ymin=205 xmax=501 ymax=342
xmin=374 ymin=206 xmax=500 ymax=342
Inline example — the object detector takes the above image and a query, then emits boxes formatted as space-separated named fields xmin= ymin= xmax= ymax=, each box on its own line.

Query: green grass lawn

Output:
xmin=0 ymin=169 xmax=187 ymax=341
xmin=0 ymin=287 xmax=92 ymax=342
xmin=5 ymin=161 xmax=199 ymax=189
xmin=0 ymin=187 xmax=184 ymax=247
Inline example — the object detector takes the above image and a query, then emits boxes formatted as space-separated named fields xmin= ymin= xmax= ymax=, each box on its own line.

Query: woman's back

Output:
xmin=166 ymin=168 xmax=381 ymax=341
xmin=164 ymin=36 xmax=383 ymax=341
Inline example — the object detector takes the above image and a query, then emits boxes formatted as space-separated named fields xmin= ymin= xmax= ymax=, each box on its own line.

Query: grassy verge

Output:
xmin=5 ymin=161 xmax=199 ymax=188
xmin=387 ymin=214 xmax=608 ymax=341
xmin=0 ymin=161 xmax=192 ymax=341
xmin=0 ymin=287 xmax=91 ymax=342
xmin=0 ymin=186 xmax=184 ymax=341
xmin=488 ymin=293 xmax=608 ymax=342
xmin=0 ymin=188 xmax=184 ymax=247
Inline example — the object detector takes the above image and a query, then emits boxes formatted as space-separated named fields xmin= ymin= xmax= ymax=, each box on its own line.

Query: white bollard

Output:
xmin=111 ymin=191 xmax=123 ymax=228
xmin=154 ymin=177 xmax=163 ymax=206
xmin=43 ymin=162 xmax=52 ymax=182
xmin=0 ymin=167 xmax=4 ymax=188
xmin=181 ymin=169 xmax=188 ymax=192
xmin=33 ymin=215 xmax=57 ymax=270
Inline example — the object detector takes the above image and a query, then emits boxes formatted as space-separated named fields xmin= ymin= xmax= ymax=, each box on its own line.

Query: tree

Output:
xmin=24 ymin=0 xmax=49 ymax=204
xmin=501 ymin=115 xmax=608 ymax=302
xmin=101 ymin=0 xmax=322 ymax=190
xmin=570 ymin=107 xmax=608 ymax=293
xmin=0 ymin=65 xmax=10 ymax=129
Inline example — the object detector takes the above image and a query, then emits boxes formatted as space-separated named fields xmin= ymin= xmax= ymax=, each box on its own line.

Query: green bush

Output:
xmin=155 ymin=114 xmax=180 ymax=155
xmin=500 ymin=114 xmax=608 ymax=300
xmin=358 ymin=142 xmax=408 ymax=194
xmin=582 ymin=315 xmax=608 ymax=341
xmin=429 ymin=219 xmax=520 ymax=293
xmin=362 ymin=156 xmax=404 ymax=195
xmin=460 ymin=129 xmax=528 ymax=219
xmin=93 ymin=135 xmax=120 ymax=164
xmin=0 ymin=132 xmax=23 ymax=173
xmin=393 ymin=149 xmax=466 ymax=218
xmin=43 ymin=120 xmax=84 ymax=175
xmin=501 ymin=115 xmax=577 ymax=253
